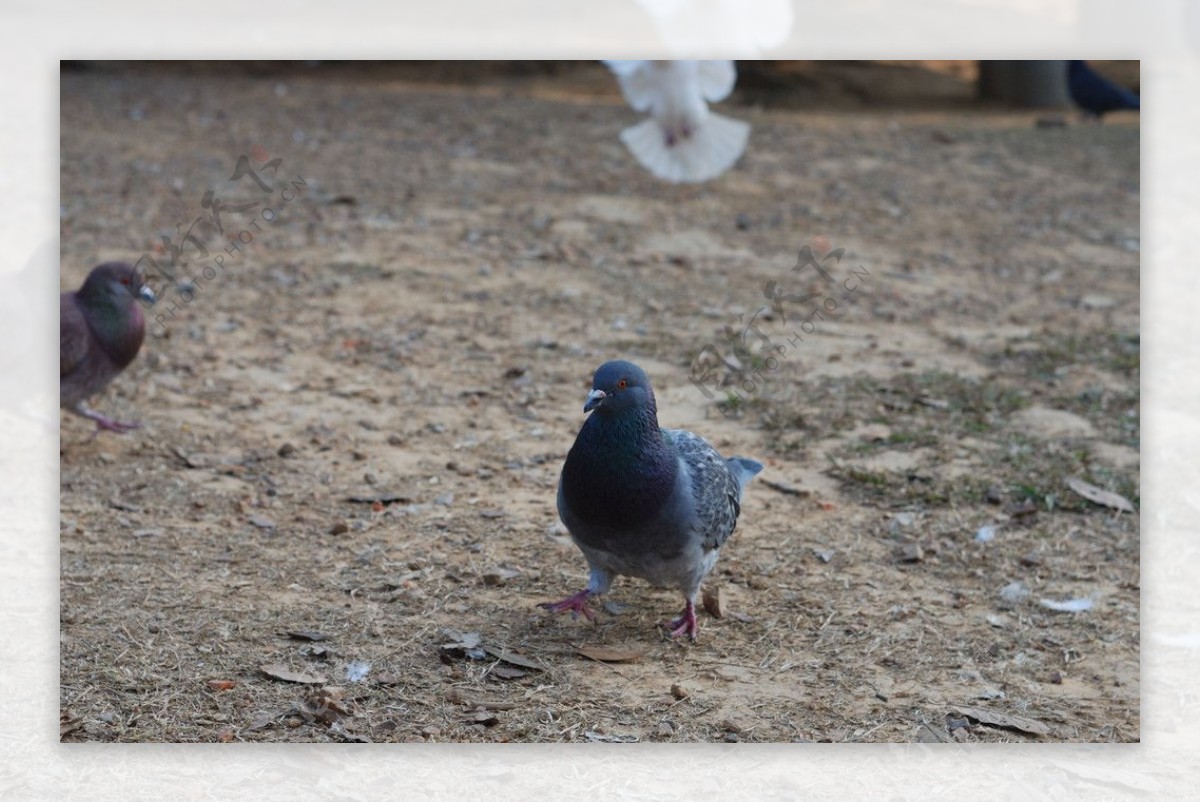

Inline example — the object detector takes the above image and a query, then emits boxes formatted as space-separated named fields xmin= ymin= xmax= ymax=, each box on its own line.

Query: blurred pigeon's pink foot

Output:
xmin=665 ymin=601 xmax=699 ymax=641
xmin=539 ymin=590 xmax=596 ymax=622
xmin=74 ymin=404 xmax=142 ymax=437
xmin=93 ymin=415 xmax=141 ymax=433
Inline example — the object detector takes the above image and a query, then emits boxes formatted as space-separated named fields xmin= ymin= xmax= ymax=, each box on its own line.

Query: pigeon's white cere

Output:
xmin=604 ymin=60 xmax=750 ymax=184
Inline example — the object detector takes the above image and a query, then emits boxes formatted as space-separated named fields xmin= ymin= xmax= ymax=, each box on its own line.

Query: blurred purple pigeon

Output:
xmin=60 ymin=262 xmax=156 ymax=434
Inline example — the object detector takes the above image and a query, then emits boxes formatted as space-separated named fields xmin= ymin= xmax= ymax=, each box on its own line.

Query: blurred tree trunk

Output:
xmin=978 ymin=60 xmax=1069 ymax=107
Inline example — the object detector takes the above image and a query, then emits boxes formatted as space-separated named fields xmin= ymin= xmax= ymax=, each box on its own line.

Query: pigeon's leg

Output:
xmin=539 ymin=568 xmax=611 ymax=622
xmin=665 ymin=599 xmax=699 ymax=641
xmin=71 ymin=402 xmax=142 ymax=435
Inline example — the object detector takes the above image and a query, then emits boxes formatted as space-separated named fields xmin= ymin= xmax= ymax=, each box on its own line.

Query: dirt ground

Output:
xmin=59 ymin=61 xmax=1139 ymax=743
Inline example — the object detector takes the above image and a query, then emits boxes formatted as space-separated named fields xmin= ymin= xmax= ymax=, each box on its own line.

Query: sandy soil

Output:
xmin=60 ymin=62 xmax=1139 ymax=743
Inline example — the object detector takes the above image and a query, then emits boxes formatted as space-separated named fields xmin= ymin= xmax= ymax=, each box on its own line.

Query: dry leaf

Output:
xmin=329 ymin=720 xmax=371 ymax=742
xmin=304 ymin=686 xmax=353 ymax=723
xmin=465 ymin=710 xmax=500 ymax=727
xmin=702 ymin=586 xmax=727 ymax=619
xmin=259 ymin=663 xmax=328 ymax=685
xmin=915 ymin=724 xmax=953 ymax=743
xmin=489 ymin=665 xmax=527 ymax=680
xmin=286 ymin=630 xmax=329 ymax=642
xmin=207 ymin=679 xmax=237 ymax=691
xmin=584 ymin=730 xmax=638 ymax=743
xmin=951 ymin=704 xmax=1051 ymax=736
xmin=1067 ymin=477 xmax=1135 ymax=513
xmin=577 ymin=645 xmax=645 ymax=663
xmin=483 ymin=645 xmax=547 ymax=671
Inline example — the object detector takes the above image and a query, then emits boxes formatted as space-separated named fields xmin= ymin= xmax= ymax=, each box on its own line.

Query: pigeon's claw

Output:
xmin=94 ymin=416 xmax=142 ymax=433
xmin=75 ymin=403 xmax=142 ymax=436
xmin=539 ymin=589 xmax=597 ymax=622
xmin=664 ymin=601 xmax=699 ymax=641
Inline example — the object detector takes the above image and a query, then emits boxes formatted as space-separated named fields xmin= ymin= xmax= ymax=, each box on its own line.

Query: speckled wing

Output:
xmin=663 ymin=428 xmax=748 ymax=552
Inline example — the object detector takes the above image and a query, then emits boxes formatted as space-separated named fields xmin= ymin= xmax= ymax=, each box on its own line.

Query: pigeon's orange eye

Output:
xmin=120 ymin=276 xmax=130 ymax=285
xmin=617 ymin=379 xmax=628 ymax=390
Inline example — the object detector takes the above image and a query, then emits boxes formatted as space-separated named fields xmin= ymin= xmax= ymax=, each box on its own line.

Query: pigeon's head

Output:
xmin=80 ymin=262 xmax=157 ymax=307
xmin=583 ymin=360 xmax=656 ymax=416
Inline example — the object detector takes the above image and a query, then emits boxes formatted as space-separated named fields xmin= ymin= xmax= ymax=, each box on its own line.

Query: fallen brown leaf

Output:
xmin=1066 ymin=476 xmax=1135 ymax=513
xmin=285 ymin=629 xmax=330 ymax=642
xmin=951 ymin=704 xmax=1051 ymax=736
xmin=489 ymin=664 xmax=527 ymax=680
xmin=702 ymin=586 xmax=727 ymax=619
xmin=483 ymin=645 xmax=546 ymax=671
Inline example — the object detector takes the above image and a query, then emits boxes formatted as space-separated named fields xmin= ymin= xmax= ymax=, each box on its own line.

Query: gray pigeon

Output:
xmin=541 ymin=359 xmax=762 ymax=640
xmin=60 ymin=262 xmax=156 ymax=434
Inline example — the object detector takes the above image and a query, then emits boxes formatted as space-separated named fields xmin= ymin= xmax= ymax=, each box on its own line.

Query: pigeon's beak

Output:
xmin=137 ymin=284 xmax=157 ymax=305
xmin=583 ymin=389 xmax=607 ymax=413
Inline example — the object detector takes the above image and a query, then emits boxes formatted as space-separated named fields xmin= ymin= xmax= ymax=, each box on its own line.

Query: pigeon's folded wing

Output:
xmin=664 ymin=428 xmax=745 ymax=552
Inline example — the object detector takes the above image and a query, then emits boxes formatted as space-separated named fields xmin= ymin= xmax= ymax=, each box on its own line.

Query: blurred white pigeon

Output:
xmin=604 ymin=60 xmax=749 ymax=183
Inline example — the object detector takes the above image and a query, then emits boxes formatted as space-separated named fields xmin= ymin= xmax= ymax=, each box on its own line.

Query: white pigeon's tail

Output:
xmin=619 ymin=111 xmax=749 ymax=183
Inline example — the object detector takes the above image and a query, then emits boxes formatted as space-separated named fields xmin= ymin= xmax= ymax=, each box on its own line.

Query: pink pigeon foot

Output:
xmin=665 ymin=600 xmax=699 ymax=641
xmin=539 ymin=589 xmax=597 ymax=622
xmin=73 ymin=403 xmax=141 ymax=435
xmin=92 ymin=415 xmax=142 ymax=434
xmin=84 ymin=411 xmax=142 ymax=438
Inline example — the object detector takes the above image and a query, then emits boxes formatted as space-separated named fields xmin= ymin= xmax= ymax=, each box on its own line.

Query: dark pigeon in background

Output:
xmin=542 ymin=360 xmax=763 ymax=640
xmin=60 ymin=262 xmax=156 ymax=434
xmin=1068 ymin=60 xmax=1140 ymax=119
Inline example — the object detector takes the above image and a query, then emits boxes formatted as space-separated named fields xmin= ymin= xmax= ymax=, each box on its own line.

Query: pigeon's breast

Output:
xmin=558 ymin=458 xmax=695 ymax=557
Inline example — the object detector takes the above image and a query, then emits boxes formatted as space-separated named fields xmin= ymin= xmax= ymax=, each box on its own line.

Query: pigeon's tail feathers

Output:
xmin=619 ymin=112 xmax=749 ymax=183
xmin=726 ymin=457 xmax=764 ymax=499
